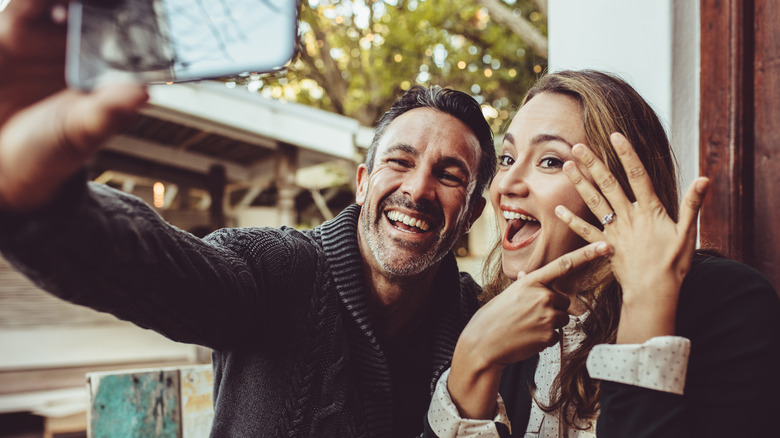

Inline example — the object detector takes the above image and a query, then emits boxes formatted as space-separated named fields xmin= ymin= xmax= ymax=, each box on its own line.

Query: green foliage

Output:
xmin=234 ymin=0 xmax=547 ymax=135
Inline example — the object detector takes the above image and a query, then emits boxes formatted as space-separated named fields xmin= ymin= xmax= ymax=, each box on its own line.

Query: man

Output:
xmin=0 ymin=1 xmax=495 ymax=436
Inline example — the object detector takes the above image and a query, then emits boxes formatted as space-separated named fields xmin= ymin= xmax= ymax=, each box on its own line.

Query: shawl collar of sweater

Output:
xmin=318 ymin=204 xmax=475 ymax=436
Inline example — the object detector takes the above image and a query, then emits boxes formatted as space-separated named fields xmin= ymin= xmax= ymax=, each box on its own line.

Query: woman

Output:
xmin=425 ymin=70 xmax=780 ymax=437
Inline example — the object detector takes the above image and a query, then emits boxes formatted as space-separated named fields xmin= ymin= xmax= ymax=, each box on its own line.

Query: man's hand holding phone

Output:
xmin=0 ymin=0 xmax=148 ymax=212
xmin=0 ymin=0 xmax=299 ymax=212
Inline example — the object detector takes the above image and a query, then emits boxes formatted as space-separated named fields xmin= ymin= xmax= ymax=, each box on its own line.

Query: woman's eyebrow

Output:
xmin=503 ymin=133 xmax=516 ymax=145
xmin=502 ymin=132 xmax=574 ymax=148
xmin=530 ymin=133 xmax=573 ymax=148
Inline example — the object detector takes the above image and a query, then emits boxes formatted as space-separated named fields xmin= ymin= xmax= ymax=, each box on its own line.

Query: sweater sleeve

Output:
xmin=595 ymin=255 xmax=780 ymax=438
xmin=0 ymin=179 xmax=321 ymax=350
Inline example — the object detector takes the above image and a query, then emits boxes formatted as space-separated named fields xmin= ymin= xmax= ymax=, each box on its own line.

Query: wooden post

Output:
xmin=207 ymin=165 xmax=226 ymax=231
xmin=699 ymin=0 xmax=754 ymax=262
xmin=751 ymin=0 xmax=780 ymax=290
xmin=276 ymin=144 xmax=298 ymax=226
xmin=700 ymin=0 xmax=780 ymax=292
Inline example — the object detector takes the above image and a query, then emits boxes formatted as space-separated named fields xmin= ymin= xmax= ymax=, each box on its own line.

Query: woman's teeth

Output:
xmin=387 ymin=210 xmax=430 ymax=231
xmin=502 ymin=210 xmax=538 ymax=222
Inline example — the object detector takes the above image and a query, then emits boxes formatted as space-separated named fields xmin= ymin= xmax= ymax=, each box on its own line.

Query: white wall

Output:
xmin=548 ymin=0 xmax=700 ymax=193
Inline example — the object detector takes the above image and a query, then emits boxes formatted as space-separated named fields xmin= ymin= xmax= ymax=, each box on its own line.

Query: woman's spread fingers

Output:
xmin=555 ymin=205 xmax=604 ymax=243
xmin=571 ymin=143 xmax=631 ymax=216
xmin=609 ymin=133 xmax=659 ymax=207
xmin=529 ymin=241 xmax=612 ymax=286
xmin=563 ymin=160 xmax=615 ymax=223
xmin=679 ymin=177 xmax=710 ymax=244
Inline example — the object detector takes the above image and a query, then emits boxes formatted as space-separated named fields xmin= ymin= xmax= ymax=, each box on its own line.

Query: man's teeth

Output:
xmin=502 ymin=210 xmax=538 ymax=222
xmin=387 ymin=211 xmax=430 ymax=231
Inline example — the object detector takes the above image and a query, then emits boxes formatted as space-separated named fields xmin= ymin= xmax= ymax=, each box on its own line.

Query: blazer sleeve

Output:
xmin=596 ymin=254 xmax=780 ymax=438
xmin=0 ymin=178 xmax=322 ymax=350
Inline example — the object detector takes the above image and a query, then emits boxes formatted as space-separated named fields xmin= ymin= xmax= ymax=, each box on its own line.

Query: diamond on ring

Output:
xmin=601 ymin=212 xmax=616 ymax=226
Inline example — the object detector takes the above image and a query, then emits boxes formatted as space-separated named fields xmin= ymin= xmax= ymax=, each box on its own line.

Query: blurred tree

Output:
xmin=233 ymin=0 xmax=547 ymax=133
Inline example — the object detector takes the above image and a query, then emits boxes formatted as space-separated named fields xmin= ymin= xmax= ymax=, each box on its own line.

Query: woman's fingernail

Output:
xmin=695 ymin=177 xmax=709 ymax=194
xmin=596 ymin=242 xmax=610 ymax=254
xmin=563 ymin=161 xmax=576 ymax=174
xmin=572 ymin=144 xmax=586 ymax=157
xmin=555 ymin=205 xmax=567 ymax=217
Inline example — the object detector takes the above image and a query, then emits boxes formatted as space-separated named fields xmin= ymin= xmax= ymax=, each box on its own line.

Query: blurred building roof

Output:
xmin=93 ymin=80 xmax=373 ymax=198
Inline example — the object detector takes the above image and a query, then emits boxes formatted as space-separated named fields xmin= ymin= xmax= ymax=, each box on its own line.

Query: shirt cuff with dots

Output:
xmin=586 ymin=336 xmax=690 ymax=395
xmin=426 ymin=368 xmax=510 ymax=438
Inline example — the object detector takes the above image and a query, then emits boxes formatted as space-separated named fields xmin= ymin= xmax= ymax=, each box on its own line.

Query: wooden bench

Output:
xmin=87 ymin=364 xmax=214 ymax=438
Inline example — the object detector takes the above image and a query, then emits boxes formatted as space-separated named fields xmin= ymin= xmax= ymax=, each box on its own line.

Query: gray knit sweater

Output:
xmin=0 ymin=180 xmax=481 ymax=437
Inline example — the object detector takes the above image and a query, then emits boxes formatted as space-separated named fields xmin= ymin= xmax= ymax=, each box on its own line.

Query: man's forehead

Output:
xmin=376 ymin=108 xmax=481 ymax=163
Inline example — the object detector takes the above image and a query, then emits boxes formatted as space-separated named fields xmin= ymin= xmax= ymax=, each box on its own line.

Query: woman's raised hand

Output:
xmin=447 ymin=241 xmax=611 ymax=419
xmin=555 ymin=133 xmax=709 ymax=343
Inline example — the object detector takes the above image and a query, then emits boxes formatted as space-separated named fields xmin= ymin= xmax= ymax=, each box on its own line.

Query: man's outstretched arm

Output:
xmin=0 ymin=1 xmax=319 ymax=351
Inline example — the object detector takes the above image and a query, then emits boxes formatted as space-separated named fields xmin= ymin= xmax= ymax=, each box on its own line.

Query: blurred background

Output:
xmin=2 ymin=0 xmax=777 ymax=436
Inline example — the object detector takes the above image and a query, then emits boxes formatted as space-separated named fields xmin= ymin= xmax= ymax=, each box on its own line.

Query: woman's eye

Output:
xmin=498 ymin=154 xmax=514 ymax=167
xmin=539 ymin=157 xmax=564 ymax=169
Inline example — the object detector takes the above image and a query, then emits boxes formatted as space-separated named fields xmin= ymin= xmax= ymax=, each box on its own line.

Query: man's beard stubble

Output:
xmin=361 ymin=192 xmax=463 ymax=279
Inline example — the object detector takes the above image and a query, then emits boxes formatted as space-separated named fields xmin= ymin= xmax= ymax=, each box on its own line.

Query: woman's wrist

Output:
xmin=617 ymin=284 xmax=680 ymax=344
xmin=447 ymin=340 xmax=505 ymax=419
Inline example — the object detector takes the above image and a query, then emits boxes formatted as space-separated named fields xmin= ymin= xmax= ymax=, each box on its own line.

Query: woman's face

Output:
xmin=490 ymin=92 xmax=596 ymax=280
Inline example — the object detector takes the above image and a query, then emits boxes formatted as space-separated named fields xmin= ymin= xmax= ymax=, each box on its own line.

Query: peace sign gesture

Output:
xmin=448 ymin=240 xmax=611 ymax=419
xmin=555 ymin=133 xmax=709 ymax=343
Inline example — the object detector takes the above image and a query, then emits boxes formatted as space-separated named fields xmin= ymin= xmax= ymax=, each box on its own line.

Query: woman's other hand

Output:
xmin=556 ymin=132 xmax=709 ymax=344
xmin=448 ymin=241 xmax=611 ymax=419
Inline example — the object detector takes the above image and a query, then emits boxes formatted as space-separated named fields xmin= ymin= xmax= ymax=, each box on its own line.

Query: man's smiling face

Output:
xmin=356 ymin=107 xmax=484 ymax=279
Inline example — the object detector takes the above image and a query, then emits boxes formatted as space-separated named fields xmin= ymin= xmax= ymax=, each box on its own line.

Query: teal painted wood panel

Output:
xmin=89 ymin=369 xmax=181 ymax=438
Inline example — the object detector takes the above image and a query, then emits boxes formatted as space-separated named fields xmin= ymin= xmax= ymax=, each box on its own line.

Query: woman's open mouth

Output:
xmin=502 ymin=210 xmax=541 ymax=249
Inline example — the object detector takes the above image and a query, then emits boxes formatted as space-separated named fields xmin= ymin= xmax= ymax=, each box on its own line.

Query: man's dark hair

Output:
xmin=365 ymin=85 xmax=495 ymax=202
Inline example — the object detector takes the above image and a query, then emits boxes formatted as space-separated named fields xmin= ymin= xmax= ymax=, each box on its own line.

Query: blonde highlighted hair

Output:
xmin=481 ymin=70 xmax=680 ymax=428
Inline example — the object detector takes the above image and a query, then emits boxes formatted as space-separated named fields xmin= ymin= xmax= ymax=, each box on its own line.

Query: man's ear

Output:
xmin=464 ymin=196 xmax=486 ymax=233
xmin=355 ymin=164 xmax=369 ymax=205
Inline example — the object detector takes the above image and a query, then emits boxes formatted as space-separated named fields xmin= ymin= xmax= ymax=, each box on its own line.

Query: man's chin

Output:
xmin=364 ymin=220 xmax=450 ymax=277
xmin=376 ymin=248 xmax=444 ymax=278
xmin=381 ymin=262 xmax=430 ymax=279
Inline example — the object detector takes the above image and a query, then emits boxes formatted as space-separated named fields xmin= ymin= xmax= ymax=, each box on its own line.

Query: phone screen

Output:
xmin=66 ymin=0 xmax=300 ymax=90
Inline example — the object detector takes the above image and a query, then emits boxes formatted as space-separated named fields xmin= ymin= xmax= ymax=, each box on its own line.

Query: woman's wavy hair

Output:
xmin=480 ymin=69 xmax=680 ymax=428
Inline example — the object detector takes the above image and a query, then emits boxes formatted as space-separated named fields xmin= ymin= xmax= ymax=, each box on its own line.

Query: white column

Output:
xmin=548 ymin=0 xmax=700 ymax=193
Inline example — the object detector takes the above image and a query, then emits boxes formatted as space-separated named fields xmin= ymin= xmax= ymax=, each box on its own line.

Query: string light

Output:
xmin=153 ymin=182 xmax=165 ymax=208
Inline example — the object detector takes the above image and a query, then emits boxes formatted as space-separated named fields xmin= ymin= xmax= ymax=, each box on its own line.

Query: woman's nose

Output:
xmin=497 ymin=164 xmax=530 ymax=197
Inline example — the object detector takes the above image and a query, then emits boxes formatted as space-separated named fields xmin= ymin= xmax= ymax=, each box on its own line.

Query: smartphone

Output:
xmin=66 ymin=0 xmax=300 ymax=90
